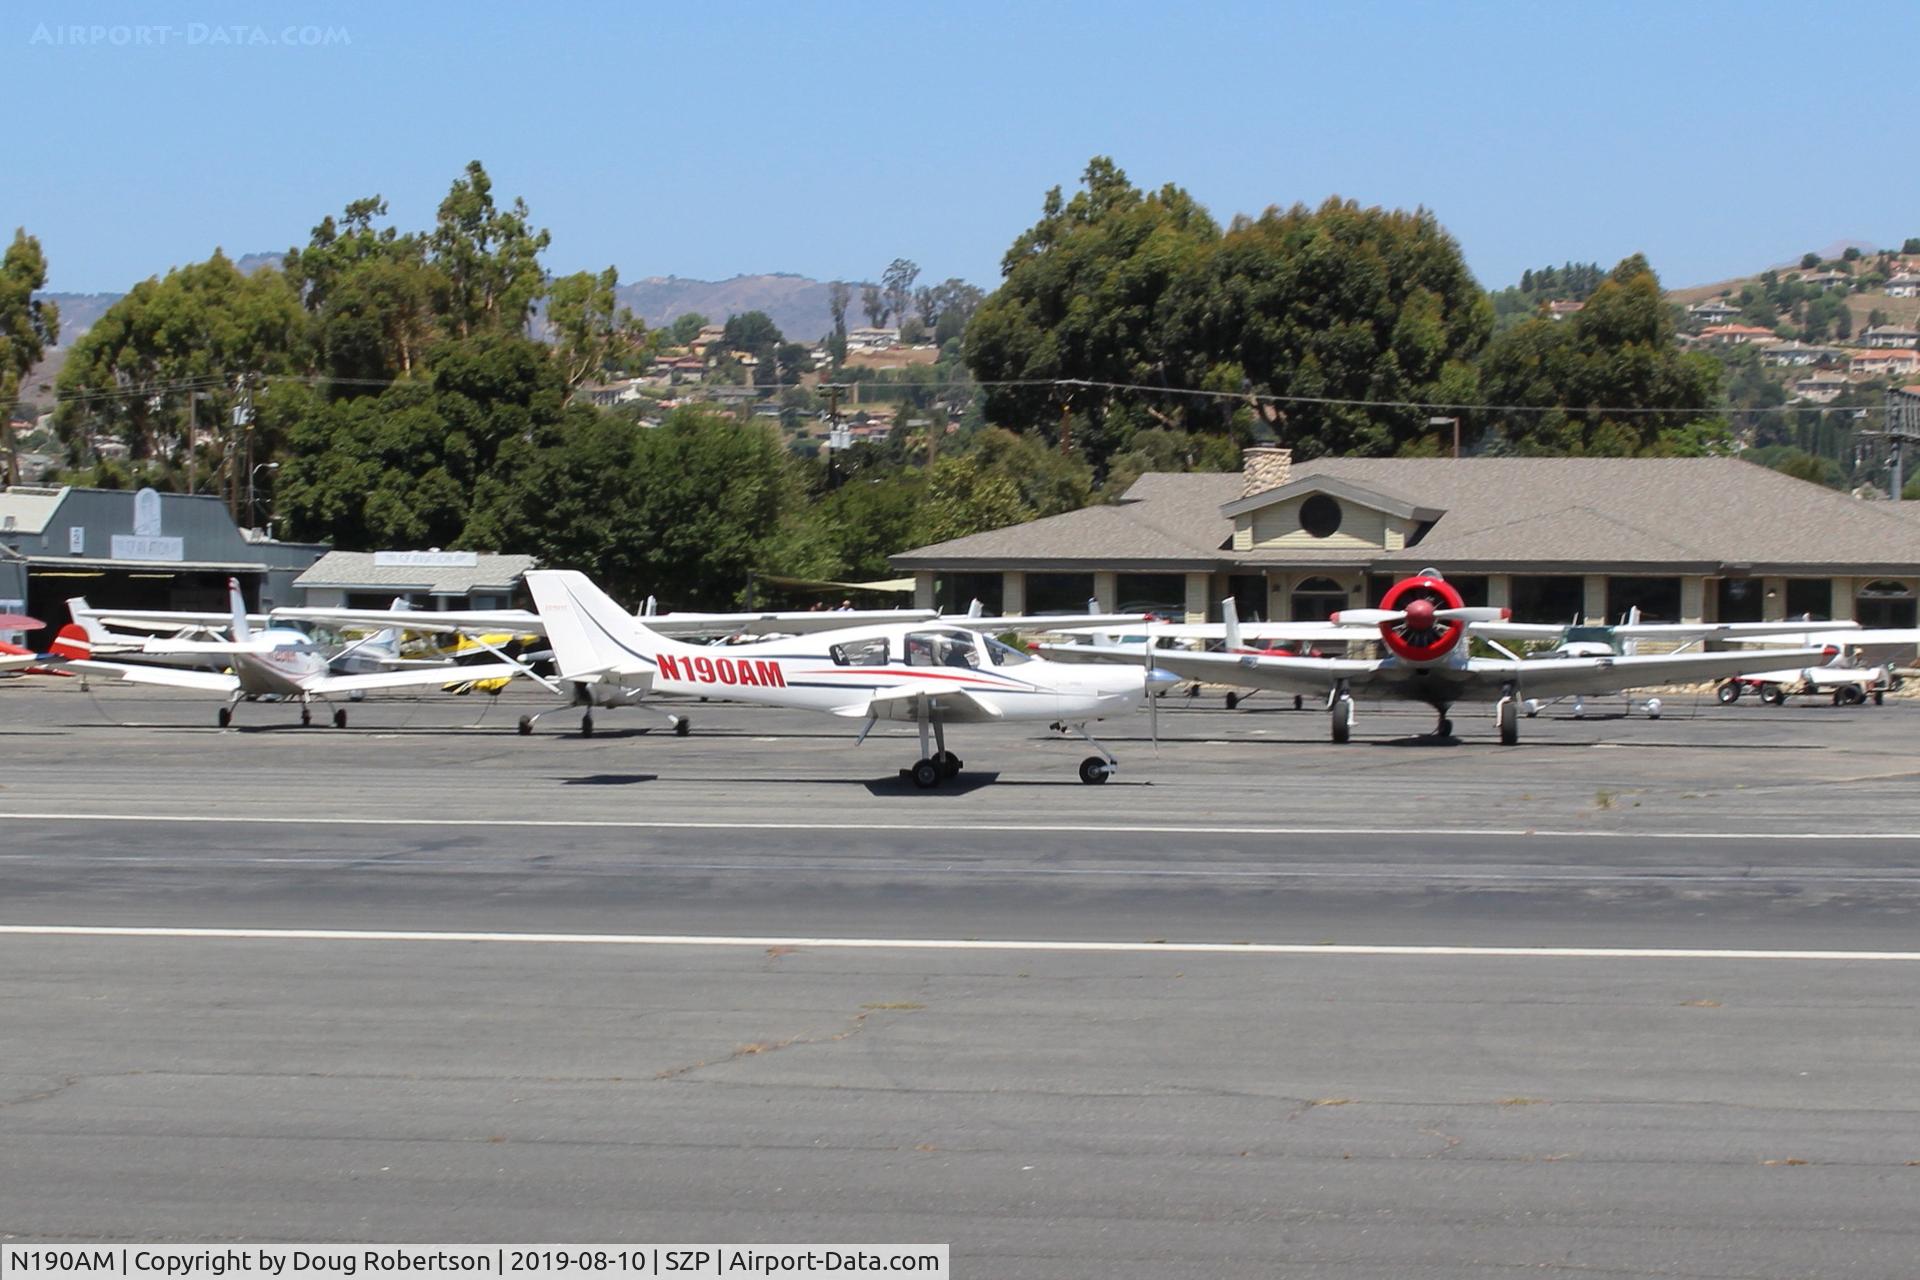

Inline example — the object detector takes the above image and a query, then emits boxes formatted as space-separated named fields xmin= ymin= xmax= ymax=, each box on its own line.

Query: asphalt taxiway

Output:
xmin=2 ymin=681 xmax=1918 ymax=1277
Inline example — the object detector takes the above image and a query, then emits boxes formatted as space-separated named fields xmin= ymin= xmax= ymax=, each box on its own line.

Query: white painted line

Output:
xmin=0 ymin=809 xmax=1915 ymax=841
xmin=1 ymin=924 xmax=1916 ymax=961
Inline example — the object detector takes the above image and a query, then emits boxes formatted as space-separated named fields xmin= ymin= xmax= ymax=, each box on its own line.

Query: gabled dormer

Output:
xmin=1220 ymin=456 xmax=1445 ymax=555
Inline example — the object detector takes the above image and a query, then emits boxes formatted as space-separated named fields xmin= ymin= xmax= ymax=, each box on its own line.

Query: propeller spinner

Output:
xmin=1369 ymin=575 xmax=1466 ymax=663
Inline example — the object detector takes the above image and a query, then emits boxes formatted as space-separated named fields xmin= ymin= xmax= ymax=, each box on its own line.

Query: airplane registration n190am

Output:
xmin=526 ymin=569 xmax=1176 ymax=786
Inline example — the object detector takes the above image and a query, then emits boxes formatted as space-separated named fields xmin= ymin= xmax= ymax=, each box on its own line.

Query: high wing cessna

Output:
xmin=277 ymin=597 xmax=1149 ymax=738
xmin=526 ymin=569 xmax=1169 ymax=786
xmin=1040 ymin=569 xmax=1835 ymax=745
xmin=0 ymin=613 xmax=49 ymax=674
xmin=56 ymin=579 xmax=526 ymax=727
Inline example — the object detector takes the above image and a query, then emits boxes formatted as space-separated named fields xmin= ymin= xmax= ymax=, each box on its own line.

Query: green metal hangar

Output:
xmin=0 ymin=485 xmax=326 ymax=640
xmin=891 ymin=449 xmax=1920 ymax=628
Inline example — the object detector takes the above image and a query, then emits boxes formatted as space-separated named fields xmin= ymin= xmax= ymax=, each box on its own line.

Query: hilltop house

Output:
xmin=1851 ymin=348 xmax=1920 ymax=377
xmin=1762 ymin=341 xmax=1841 ymax=367
xmin=1797 ymin=270 xmax=1850 ymax=291
xmin=1885 ymin=273 xmax=1920 ymax=299
xmin=1861 ymin=324 xmax=1920 ymax=350
xmin=1687 ymin=298 xmax=1739 ymax=325
xmin=1698 ymin=324 xmax=1778 ymax=347
xmin=1792 ymin=373 xmax=1850 ymax=403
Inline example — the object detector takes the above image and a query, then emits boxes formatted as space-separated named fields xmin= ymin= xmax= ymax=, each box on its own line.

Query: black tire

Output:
xmin=1717 ymin=681 xmax=1741 ymax=704
xmin=581 ymin=714 xmax=594 ymax=737
xmin=1499 ymin=714 xmax=1518 ymax=746
xmin=1760 ymin=683 xmax=1785 ymax=706
xmin=333 ymin=708 xmax=347 ymax=729
xmin=674 ymin=718 xmax=691 ymax=736
xmin=1331 ymin=700 xmax=1352 ymax=744
xmin=1874 ymin=690 xmax=1885 ymax=706
xmin=938 ymin=751 xmax=962 ymax=778
xmin=217 ymin=707 xmax=232 ymax=728
xmin=517 ymin=716 xmax=533 ymax=735
xmin=1436 ymin=717 xmax=1453 ymax=738
xmin=911 ymin=759 xmax=942 ymax=789
xmin=1293 ymin=694 xmax=1304 ymax=711
xmin=1224 ymin=692 xmax=1239 ymax=710
xmin=300 ymin=707 xmax=312 ymax=727
xmin=1844 ymin=685 xmax=1867 ymax=706
xmin=1078 ymin=756 xmax=1110 ymax=785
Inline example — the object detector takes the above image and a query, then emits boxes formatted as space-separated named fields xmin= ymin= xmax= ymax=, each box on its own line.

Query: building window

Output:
xmin=1116 ymin=573 xmax=1186 ymax=618
xmin=1856 ymin=580 xmax=1916 ymax=629
xmin=1510 ymin=576 xmax=1585 ymax=625
xmin=1299 ymin=494 xmax=1343 ymax=538
xmin=1225 ymin=573 xmax=1267 ymax=622
xmin=933 ymin=572 xmax=1002 ymax=615
xmin=1717 ymin=577 xmax=1764 ymax=624
xmin=1024 ymin=572 xmax=1095 ymax=615
xmin=1785 ymin=578 xmax=1832 ymax=621
xmin=1290 ymin=576 xmax=1350 ymax=621
xmin=1607 ymin=577 xmax=1682 ymax=623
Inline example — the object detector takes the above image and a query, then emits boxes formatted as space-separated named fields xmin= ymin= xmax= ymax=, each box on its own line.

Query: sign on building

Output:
xmin=110 ymin=534 xmax=185 ymax=562
xmin=373 ymin=551 xmax=480 ymax=568
xmin=68 ymin=526 xmax=84 ymax=555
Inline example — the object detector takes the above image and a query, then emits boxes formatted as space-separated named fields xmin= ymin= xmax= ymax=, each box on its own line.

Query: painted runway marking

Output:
xmin=0 ymin=809 xmax=1917 ymax=841
xmin=2 ymin=924 xmax=1918 ymax=961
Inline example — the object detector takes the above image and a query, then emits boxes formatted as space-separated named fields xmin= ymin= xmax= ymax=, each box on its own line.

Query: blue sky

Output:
xmin=17 ymin=1 xmax=1920 ymax=295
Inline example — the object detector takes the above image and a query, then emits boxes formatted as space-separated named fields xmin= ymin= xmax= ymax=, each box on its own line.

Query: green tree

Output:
xmin=429 ymin=161 xmax=551 ymax=339
xmin=1801 ymin=253 xmax=1821 ymax=270
xmin=55 ymin=251 xmax=309 ymax=478
xmin=547 ymin=266 xmax=644 ymax=396
xmin=881 ymin=258 xmax=920 ymax=331
xmin=0 ymin=228 xmax=59 ymax=485
xmin=284 ymin=197 xmax=441 ymax=388
xmin=965 ymin=157 xmax=1222 ymax=465
xmin=668 ymin=312 xmax=709 ymax=346
xmin=826 ymin=282 xmax=851 ymax=363
xmin=1479 ymin=255 xmax=1723 ymax=455
xmin=860 ymin=283 xmax=887 ymax=328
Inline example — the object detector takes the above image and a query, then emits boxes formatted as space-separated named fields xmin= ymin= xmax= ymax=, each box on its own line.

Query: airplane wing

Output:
xmin=831 ymin=680 xmax=1008 ymax=724
xmin=86 ymin=609 xmax=271 ymax=633
xmin=1469 ymin=647 xmax=1837 ymax=700
xmin=0 ymin=652 xmax=43 ymax=673
xmin=55 ymin=659 xmax=241 ymax=693
xmin=1037 ymin=642 xmax=1381 ymax=696
xmin=948 ymin=613 xmax=1151 ymax=634
xmin=273 ymin=607 xmax=543 ymax=636
xmin=303 ymin=662 xmax=528 ymax=696
xmin=135 ymin=637 xmax=320 ymax=657
xmin=1046 ymin=620 xmax=1353 ymax=643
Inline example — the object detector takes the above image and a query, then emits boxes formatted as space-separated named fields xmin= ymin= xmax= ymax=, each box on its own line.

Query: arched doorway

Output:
xmin=1290 ymin=576 xmax=1350 ymax=622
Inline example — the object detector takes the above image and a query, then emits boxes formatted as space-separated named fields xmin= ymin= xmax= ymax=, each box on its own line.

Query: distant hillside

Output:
xmin=615 ymin=273 xmax=857 ymax=344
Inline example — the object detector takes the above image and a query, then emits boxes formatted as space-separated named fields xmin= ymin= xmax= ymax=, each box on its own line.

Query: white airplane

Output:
xmin=525 ymin=569 xmax=1169 ymax=786
xmin=1040 ymin=569 xmax=1835 ymax=745
xmin=57 ymin=578 xmax=526 ymax=728
xmin=278 ymin=597 xmax=1149 ymax=738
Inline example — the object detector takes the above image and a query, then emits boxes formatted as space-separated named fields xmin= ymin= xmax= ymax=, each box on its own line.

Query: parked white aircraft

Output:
xmin=1041 ymin=569 xmax=1835 ymax=744
xmin=58 ymin=579 xmax=525 ymax=727
xmin=526 ymin=569 xmax=1168 ymax=785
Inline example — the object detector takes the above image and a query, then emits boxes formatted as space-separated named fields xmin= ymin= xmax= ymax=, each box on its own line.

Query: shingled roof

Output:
xmin=894 ymin=457 xmax=1920 ymax=576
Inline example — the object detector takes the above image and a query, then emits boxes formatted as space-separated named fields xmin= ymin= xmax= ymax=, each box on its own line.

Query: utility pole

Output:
xmin=1428 ymin=415 xmax=1462 ymax=458
xmin=1059 ymin=396 xmax=1072 ymax=457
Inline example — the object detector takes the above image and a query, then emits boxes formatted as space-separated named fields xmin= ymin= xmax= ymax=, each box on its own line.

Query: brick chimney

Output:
xmin=1240 ymin=446 xmax=1292 ymax=498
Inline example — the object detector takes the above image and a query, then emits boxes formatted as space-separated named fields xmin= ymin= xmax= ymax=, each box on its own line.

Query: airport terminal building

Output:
xmin=0 ymin=485 xmax=327 ymax=638
xmin=893 ymin=450 xmax=1920 ymax=628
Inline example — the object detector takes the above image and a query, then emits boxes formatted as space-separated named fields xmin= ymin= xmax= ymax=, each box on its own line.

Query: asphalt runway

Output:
xmin=2 ymin=680 xmax=1919 ymax=1276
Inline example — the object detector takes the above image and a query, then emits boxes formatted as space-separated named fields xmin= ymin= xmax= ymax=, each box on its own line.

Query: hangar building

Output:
xmin=892 ymin=450 xmax=1920 ymax=628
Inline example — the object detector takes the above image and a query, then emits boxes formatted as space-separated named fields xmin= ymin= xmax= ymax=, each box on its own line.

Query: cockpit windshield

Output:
xmin=982 ymin=635 xmax=1032 ymax=666
xmin=905 ymin=630 xmax=981 ymax=669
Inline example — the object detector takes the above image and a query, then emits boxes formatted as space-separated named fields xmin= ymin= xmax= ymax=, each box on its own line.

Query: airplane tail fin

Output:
xmin=65 ymin=597 xmax=116 ymax=646
xmin=227 ymin=577 xmax=252 ymax=643
xmin=1222 ymin=597 xmax=1244 ymax=652
xmin=526 ymin=570 xmax=688 ymax=680
xmin=50 ymin=623 xmax=93 ymax=660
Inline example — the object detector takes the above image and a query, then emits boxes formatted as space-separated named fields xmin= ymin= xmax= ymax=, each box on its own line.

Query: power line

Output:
xmin=31 ymin=369 xmax=1903 ymax=420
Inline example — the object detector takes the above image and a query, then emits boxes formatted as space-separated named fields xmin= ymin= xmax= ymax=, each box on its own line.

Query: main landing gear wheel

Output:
xmin=217 ymin=707 xmax=232 ymax=728
xmin=910 ymin=758 xmax=942 ymax=789
xmin=1224 ymin=692 xmax=1239 ymax=710
xmin=1331 ymin=697 xmax=1353 ymax=744
xmin=300 ymin=707 xmax=312 ymax=727
xmin=1078 ymin=756 xmax=1110 ymax=785
xmin=674 ymin=718 xmax=691 ymax=737
xmin=1759 ymin=683 xmax=1785 ymax=706
xmin=1717 ymin=681 xmax=1741 ymax=704
xmin=1497 ymin=697 xmax=1519 ymax=746
xmin=333 ymin=708 xmax=348 ymax=729
xmin=936 ymin=750 xmax=962 ymax=778
xmin=1293 ymin=694 xmax=1304 ymax=711
xmin=1435 ymin=716 xmax=1453 ymax=738
xmin=518 ymin=715 xmax=534 ymax=735
xmin=581 ymin=713 xmax=595 ymax=737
